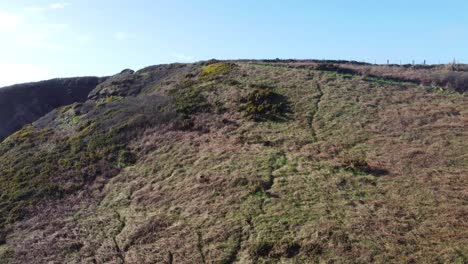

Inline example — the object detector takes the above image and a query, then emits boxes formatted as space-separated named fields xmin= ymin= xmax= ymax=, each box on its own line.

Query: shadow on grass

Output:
xmin=335 ymin=166 xmax=390 ymax=177
xmin=360 ymin=167 xmax=390 ymax=177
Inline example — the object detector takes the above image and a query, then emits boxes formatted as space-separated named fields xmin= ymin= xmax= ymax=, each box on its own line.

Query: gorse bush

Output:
xmin=342 ymin=153 xmax=369 ymax=171
xmin=201 ymin=62 xmax=233 ymax=77
xmin=117 ymin=149 xmax=136 ymax=168
xmin=244 ymin=88 xmax=287 ymax=121
xmin=341 ymin=147 xmax=370 ymax=172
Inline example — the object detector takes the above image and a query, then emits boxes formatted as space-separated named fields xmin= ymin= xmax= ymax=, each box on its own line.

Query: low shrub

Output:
xmin=168 ymin=80 xmax=210 ymax=115
xmin=341 ymin=147 xmax=370 ymax=173
xmin=244 ymin=88 xmax=288 ymax=121
xmin=342 ymin=154 xmax=368 ymax=171
xmin=117 ymin=150 xmax=136 ymax=168
xmin=315 ymin=64 xmax=358 ymax=75
xmin=201 ymin=62 xmax=233 ymax=77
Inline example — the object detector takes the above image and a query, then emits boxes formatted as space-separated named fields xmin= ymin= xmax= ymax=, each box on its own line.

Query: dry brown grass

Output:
xmin=254 ymin=59 xmax=468 ymax=92
xmin=0 ymin=61 xmax=467 ymax=263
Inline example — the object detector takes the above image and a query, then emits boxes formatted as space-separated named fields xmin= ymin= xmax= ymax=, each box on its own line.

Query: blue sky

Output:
xmin=0 ymin=0 xmax=467 ymax=86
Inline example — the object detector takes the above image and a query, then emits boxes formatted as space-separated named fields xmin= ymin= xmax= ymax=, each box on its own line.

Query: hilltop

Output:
xmin=0 ymin=60 xmax=467 ymax=263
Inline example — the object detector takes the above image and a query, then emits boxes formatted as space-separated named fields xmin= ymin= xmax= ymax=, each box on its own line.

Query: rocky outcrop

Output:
xmin=87 ymin=69 xmax=144 ymax=100
xmin=88 ymin=63 xmax=200 ymax=100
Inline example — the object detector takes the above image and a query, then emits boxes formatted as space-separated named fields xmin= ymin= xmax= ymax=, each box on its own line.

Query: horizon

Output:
xmin=0 ymin=58 xmax=465 ymax=88
xmin=1 ymin=0 xmax=467 ymax=86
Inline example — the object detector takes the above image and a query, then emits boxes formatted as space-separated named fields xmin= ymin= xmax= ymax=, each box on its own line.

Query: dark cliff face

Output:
xmin=0 ymin=77 xmax=106 ymax=141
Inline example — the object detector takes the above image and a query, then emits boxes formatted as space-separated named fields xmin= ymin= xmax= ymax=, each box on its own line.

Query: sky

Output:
xmin=0 ymin=0 xmax=467 ymax=86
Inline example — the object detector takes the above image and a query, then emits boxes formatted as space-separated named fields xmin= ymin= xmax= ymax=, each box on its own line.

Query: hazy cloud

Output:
xmin=0 ymin=6 xmax=71 ymax=52
xmin=49 ymin=2 xmax=70 ymax=9
xmin=12 ymin=21 xmax=68 ymax=51
xmin=76 ymin=35 xmax=91 ymax=44
xmin=24 ymin=2 xmax=70 ymax=12
xmin=171 ymin=53 xmax=195 ymax=62
xmin=0 ymin=63 xmax=51 ymax=87
xmin=16 ymin=32 xmax=67 ymax=51
xmin=114 ymin=31 xmax=129 ymax=41
xmin=24 ymin=6 xmax=47 ymax=13
xmin=0 ymin=7 xmax=72 ymax=85
xmin=0 ymin=11 xmax=21 ymax=33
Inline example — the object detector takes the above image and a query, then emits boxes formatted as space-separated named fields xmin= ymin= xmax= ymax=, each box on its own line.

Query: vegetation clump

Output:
xmin=342 ymin=151 xmax=369 ymax=172
xmin=250 ymin=240 xmax=274 ymax=257
xmin=117 ymin=150 xmax=136 ymax=168
xmin=168 ymin=80 xmax=210 ymax=116
xmin=244 ymin=88 xmax=287 ymax=121
xmin=201 ymin=62 xmax=233 ymax=77
xmin=339 ymin=146 xmax=388 ymax=176
xmin=315 ymin=63 xmax=357 ymax=75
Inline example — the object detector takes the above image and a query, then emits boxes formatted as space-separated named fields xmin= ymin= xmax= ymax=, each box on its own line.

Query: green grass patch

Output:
xmin=364 ymin=76 xmax=417 ymax=86
xmin=168 ymin=80 xmax=211 ymax=116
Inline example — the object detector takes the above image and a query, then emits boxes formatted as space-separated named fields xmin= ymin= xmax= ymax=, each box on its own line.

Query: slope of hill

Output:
xmin=0 ymin=77 xmax=106 ymax=141
xmin=0 ymin=61 xmax=467 ymax=263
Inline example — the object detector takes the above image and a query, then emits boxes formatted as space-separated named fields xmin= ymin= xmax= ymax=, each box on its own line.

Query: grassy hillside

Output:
xmin=0 ymin=77 xmax=106 ymax=141
xmin=0 ymin=61 xmax=467 ymax=263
